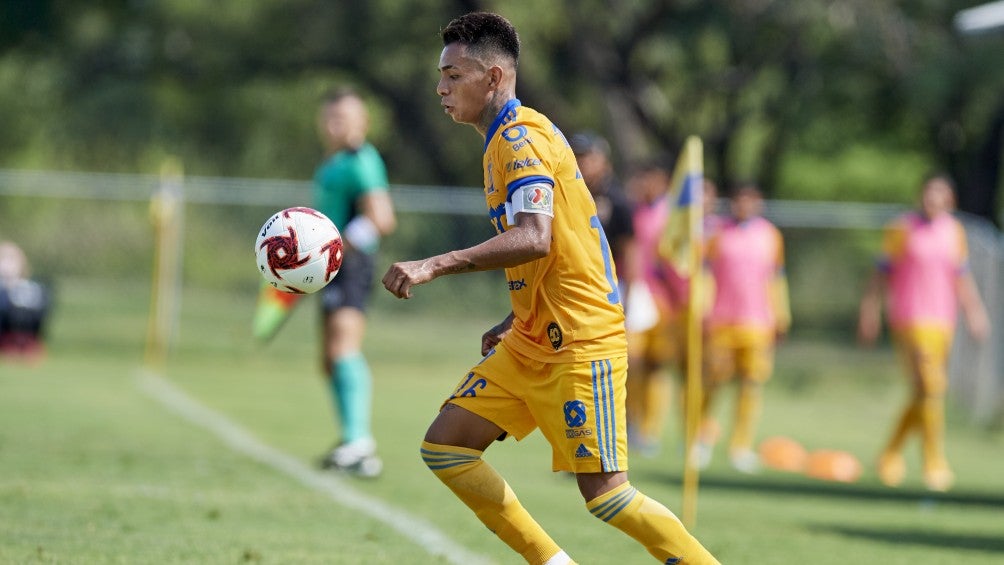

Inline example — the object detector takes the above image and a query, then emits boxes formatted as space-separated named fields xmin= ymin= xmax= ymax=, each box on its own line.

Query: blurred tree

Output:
xmin=0 ymin=0 xmax=1000 ymax=221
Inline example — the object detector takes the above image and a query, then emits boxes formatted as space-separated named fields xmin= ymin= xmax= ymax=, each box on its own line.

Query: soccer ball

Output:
xmin=255 ymin=207 xmax=343 ymax=294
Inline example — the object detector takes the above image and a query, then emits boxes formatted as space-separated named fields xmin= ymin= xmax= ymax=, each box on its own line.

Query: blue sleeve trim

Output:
xmin=505 ymin=175 xmax=553 ymax=202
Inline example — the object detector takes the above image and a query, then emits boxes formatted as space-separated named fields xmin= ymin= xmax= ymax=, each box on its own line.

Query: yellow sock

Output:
xmin=885 ymin=398 xmax=922 ymax=455
xmin=919 ymin=395 xmax=947 ymax=471
xmin=420 ymin=441 xmax=564 ymax=565
xmin=586 ymin=482 xmax=720 ymax=564
xmin=729 ymin=381 xmax=762 ymax=453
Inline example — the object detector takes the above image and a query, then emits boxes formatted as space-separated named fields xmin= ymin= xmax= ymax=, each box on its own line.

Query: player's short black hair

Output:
xmin=626 ymin=153 xmax=674 ymax=178
xmin=729 ymin=182 xmax=762 ymax=199
xmin=322 ymin=86 xmax=361 ymax=105
xmin=922 ymin=171 xmax=957 ymax=193
xmin=441 ymin=12 xmax=520 ymax=66
xmin=569 ymin=131 xmax=611 ymax=157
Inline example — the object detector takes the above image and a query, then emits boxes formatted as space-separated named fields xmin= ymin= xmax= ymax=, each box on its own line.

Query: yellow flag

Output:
xmin=658 ymin=136 xmax=703 ymax=276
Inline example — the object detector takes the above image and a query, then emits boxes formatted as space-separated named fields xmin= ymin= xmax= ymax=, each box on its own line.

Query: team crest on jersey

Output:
xmin=547 ymin=322 xmax=563 ymax=350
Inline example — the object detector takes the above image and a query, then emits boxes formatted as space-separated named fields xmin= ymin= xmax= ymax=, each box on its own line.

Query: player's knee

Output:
xmin=420 ymin=440 xmax=481 ymax=478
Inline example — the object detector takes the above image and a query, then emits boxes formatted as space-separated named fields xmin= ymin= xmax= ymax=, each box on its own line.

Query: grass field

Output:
xmin=2 ymin=279 xmax=1003 ymax=564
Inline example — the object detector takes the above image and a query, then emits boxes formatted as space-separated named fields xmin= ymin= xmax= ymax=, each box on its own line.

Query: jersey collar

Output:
xmin=484 ymin=98 xmax=521 ymax=153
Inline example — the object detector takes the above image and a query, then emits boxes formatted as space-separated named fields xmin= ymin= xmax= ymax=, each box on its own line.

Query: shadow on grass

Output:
xmin=632 ymin=467 xmax=1004 ymax=509
xmin=812 ymin=524 xmax=1004 ymax=554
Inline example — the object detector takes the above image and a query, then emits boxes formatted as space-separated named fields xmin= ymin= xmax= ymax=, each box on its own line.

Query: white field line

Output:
xmin=136 ymin=369 xmax=494 ymax=565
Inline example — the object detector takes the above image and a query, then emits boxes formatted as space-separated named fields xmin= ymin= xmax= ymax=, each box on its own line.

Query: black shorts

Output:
xmin=320 ymin=249 xmax=375 ymax=313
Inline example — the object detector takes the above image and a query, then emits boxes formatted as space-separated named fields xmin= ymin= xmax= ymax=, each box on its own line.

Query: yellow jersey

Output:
xmin=482 ymin=99 xmax=626 ymax=362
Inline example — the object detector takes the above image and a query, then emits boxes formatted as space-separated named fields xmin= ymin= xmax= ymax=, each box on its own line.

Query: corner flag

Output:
xmin=658 ymin=136 xmax=704 ymax=276
xmin=657 ymin=136 xmax=706 ymax=528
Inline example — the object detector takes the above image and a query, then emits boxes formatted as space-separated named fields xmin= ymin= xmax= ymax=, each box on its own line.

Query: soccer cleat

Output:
xmin=729 ymin=448 xmax=760 ymax=474
xmin=877 ymin=452 xmax=905 ymax=487
xmin=923 ymin=466 xmax=954 ymax=492
xmin=319 ymin=438 xmax=382 ymax=478
xmin=688 ymin=441 xmax=713 ymax=470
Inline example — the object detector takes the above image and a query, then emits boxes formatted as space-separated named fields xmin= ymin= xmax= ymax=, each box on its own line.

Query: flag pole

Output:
xmin=680 ymin=137 xmax=704 ymax=529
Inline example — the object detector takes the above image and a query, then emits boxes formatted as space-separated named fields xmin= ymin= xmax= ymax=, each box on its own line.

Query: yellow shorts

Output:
xmin=892 ymin=325 xmax=953 ymax=396
xmin=446 ymin=343 xmax=629 ymax=473
xmin=704 ymin=325 xmax=776 ymax=384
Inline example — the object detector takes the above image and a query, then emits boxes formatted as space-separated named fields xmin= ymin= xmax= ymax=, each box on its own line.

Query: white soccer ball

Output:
xmin=255 ymin=207 xmax=343 ymax=294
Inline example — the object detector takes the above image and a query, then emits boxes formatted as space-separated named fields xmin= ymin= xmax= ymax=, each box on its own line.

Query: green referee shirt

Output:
xmin=313 ymin=143 xmax=389 ymax=230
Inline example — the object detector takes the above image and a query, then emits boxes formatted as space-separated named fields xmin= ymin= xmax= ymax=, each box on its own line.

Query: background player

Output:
xmin=569 ymin=131 xmax=635 ymax=291
xmin=382 ymin=12 xmax=718 ymax=565
xmin=622 ymin=158 xmax=682 ymax=457
xmin=0 ymin=240 xmax=50 ymax=360
xmin=858 ymin=173 xmax=989 ymax=491
xmin=695 ymin=183 xmax=790 ymax=473
xmin=313 ymin=87 xmax=397 ymax=476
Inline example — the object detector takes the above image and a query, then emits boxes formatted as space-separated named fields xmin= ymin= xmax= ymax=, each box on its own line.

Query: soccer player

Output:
xmin=382 ymin=12 xmax=719 ymax=565
xmin=695 ymin=184 xmax=790 ymax=473
xmin=0 ymin=240 xmax=50 ymax=360
xmin=622 ymin=158 xmax=683 ymax=457
xmin=858 ymin=173 xmax=989 ymax=492
xmin=314 ymin=87 xmax=397 ymax=477
xmin=569 ymin=131 xmax=635 ymax=287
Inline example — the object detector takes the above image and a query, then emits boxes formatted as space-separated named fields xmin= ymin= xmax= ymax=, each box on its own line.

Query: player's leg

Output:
xmin=913 ymin=327 xmax=954 ymax=491
xmin=423 ymin=347 xmax=573 ymax=565
xmin=727 ymin=329 xmax=774 ymax=473
xmin=319 ymin=306 xmax=380 ymax=472
xmin=579 ymin=472 xmax=719 ymax=564
xmin=693 ymin=328 xmax=733 ymax=468
xmin=878 ymin=329 xmax=924 ymax=486
xmin=626 ymin=324 xmax=670 ymax=457
xmin=318 ymin=251 xmax=380 ymax=474
xmin=544 ymin=357 xmax=718 ymax=564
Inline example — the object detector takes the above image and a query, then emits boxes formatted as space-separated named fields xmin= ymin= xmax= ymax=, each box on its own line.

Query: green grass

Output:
xmin=1 ymin=279 xmax=1003 ymax=564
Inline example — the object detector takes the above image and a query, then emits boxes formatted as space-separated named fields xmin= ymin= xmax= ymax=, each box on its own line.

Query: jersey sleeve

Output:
xmin=878 ymin=219 xmax=907 ymax=272
xmin=353 ymin=146 xmax=389 ymax=194
xmin=496 ymin=121 xmax=558 ymax=201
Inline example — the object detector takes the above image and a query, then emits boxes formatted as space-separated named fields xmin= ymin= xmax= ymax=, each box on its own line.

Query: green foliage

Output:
xmin=1 ymin=0 xmax=1002 ymax=213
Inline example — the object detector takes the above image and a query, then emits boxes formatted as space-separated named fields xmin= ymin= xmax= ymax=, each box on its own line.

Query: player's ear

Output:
xmin=487 ymin=65 xmax=504 ymax=89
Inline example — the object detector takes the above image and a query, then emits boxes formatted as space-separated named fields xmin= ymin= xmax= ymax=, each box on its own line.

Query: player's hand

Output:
xmin=481 ymin=314 xmax=514 ymax=356
xmin=382 ymin=259 xmax=434 ymax=299
xmin=857 ymin=307 xmax=881 ymax=347
xmin=966 ymin=307 xmax=991 ymax=343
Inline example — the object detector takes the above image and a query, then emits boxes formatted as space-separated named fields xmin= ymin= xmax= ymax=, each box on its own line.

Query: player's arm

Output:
xmin=383 ymin=209 xmax=552 ymax=299
xmin=771 ymin=229 xmax=792 ymax=338
xmin=857 ymin=268 xmax=886 ymax=346
xmin=859 ymin=223 xmax=900 ymax=346
xmin=481 ymin=311 xmax=515 ymax=355
xmin=957 ymin=270 xmax=990 ymax=342
xmin=344 ymin=191 xmax=397 ymax=254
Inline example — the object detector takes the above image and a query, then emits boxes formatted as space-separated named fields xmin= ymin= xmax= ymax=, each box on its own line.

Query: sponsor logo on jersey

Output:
xmin=547 ymin=322 xmax=563 ymax=350
xmin=508 ymin=278 xmax=526 ymax=291
xmin=511 ymin=137 xmax=533 ymax=151
xmin=502 ymin=125 xmax=527 ymax=142
xmin=575 ymin=443 xmax=592 ymax=458
xmin=505 ymin=157 xmax=542 ymax=172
